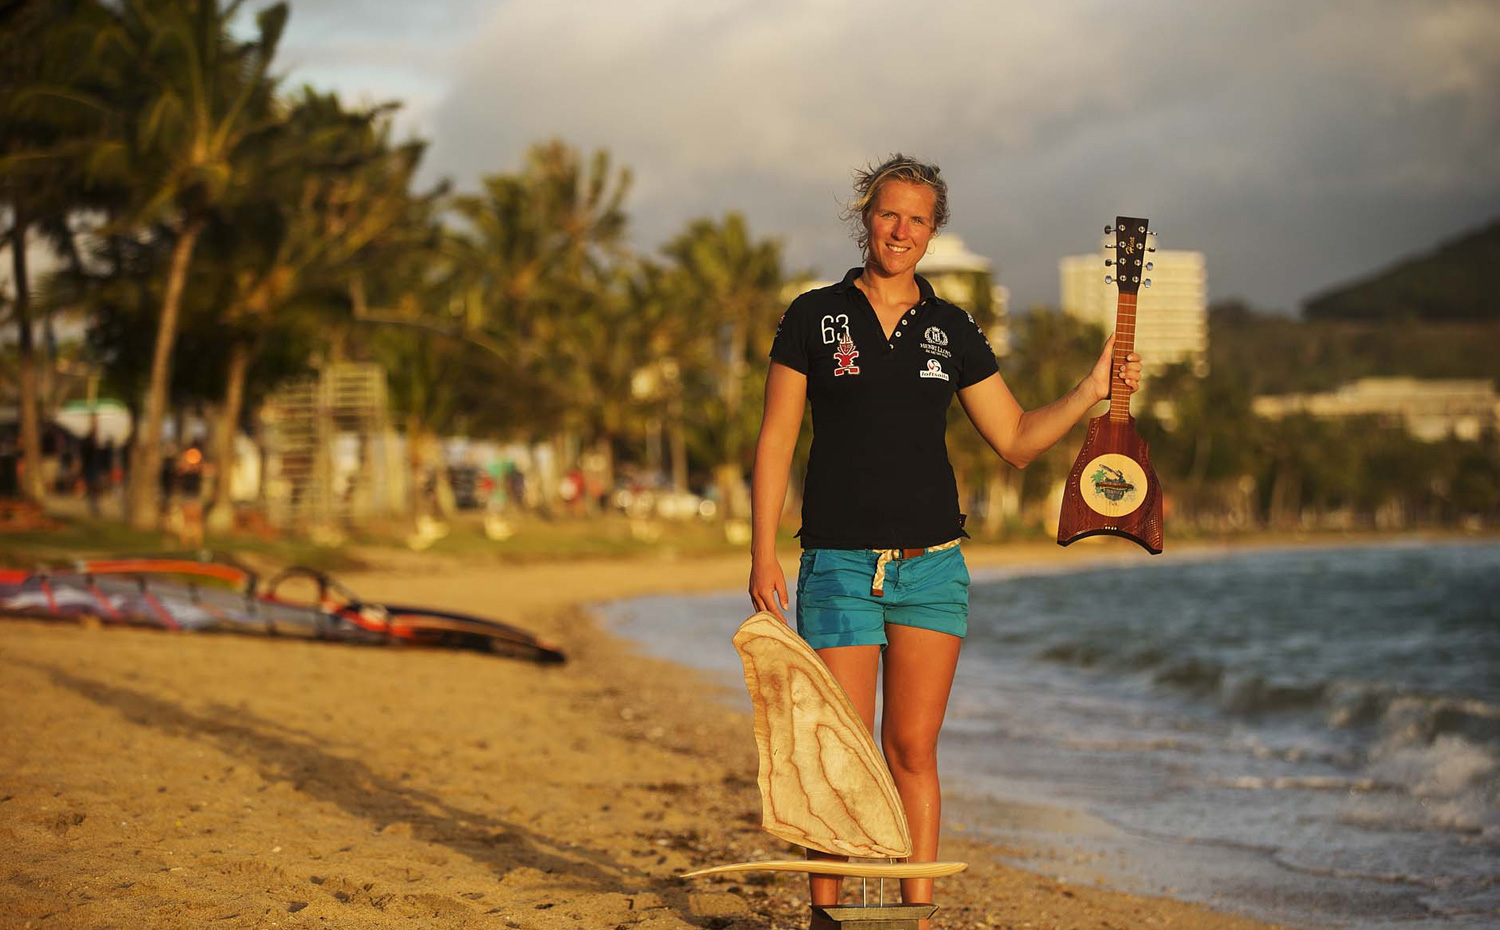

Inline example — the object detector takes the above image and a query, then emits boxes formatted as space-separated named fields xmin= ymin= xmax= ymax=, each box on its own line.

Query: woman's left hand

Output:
xmin=1085 ymin=333 xmax=1142 ymax=403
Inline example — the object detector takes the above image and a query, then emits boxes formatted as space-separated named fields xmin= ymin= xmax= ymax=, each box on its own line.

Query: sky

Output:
xmin=254 ymin=0 xmax=1500 ymax=314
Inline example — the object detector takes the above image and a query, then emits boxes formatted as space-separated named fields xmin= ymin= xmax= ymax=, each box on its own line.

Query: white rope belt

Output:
xmin=869 ymin=538 xmax=962 ymax=597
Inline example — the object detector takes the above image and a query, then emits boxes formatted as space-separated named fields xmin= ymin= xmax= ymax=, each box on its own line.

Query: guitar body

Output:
xmin=1057 ymin=412 xmax=1163 ymax=553
xmin=1056 ymin=214 xmax=1164 ymax=555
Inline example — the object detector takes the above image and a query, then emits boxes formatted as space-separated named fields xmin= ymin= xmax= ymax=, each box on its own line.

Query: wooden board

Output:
xmin=732 ymin=612 xmax=911 ymax=858
xmin=681 ymin=859 xmax=967 ymax=880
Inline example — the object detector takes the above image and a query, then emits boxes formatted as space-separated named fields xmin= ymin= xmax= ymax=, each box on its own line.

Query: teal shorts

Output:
xmin=795 ymin=547 xmax=970 ymax=649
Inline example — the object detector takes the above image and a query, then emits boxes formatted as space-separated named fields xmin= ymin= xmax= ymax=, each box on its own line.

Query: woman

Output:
xmin=748 ymin=154 xmax=1141 ymax=929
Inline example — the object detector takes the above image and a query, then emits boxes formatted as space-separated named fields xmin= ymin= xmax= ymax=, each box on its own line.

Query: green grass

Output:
xmin=0 ymin=515 xmax=367 ymax=573
xmin=4 ymin=508 xmax=1479 ymax=580
xmin=413 ymin=513 xmax=776 ymax=563
xmin=0 ymin=509 xmax=800 ymax=574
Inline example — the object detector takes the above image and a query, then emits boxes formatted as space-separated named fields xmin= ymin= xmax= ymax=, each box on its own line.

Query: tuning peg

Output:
xmin=1105 ymin=225 xmax=1114 ymax=235
xmin=1105 ymin=258 xmax=1114 ymax=266
xmin=1104 ymin=274 xmax=1114 ymax=284
xmin=1137 ymin=225 xmax=1146 ymax=233
xmin=1147 ymin=246 xmax=1156 ymax=253
xmin=1145 ymin=261 xmax=1154 ymax=271
xmin=1144 ymin=279 xmax=1152 ymax=288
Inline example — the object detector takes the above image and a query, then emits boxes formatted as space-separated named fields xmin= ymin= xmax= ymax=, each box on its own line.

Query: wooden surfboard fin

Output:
xmin=732 ymin=612 xmax=911 ymax=858
xmin=682 ymin=613 xmax=969 ymax=916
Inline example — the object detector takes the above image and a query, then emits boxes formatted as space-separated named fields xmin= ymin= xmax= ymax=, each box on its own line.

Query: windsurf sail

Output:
xmin=0 ymin=556 xmax=565 ymax=664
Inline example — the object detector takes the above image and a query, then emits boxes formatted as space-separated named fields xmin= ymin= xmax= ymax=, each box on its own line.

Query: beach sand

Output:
xmin=0 ymin=542 xmax=1299 ymax=929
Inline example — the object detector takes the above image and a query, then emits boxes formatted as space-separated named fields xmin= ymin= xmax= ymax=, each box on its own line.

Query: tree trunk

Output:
xmin=669 ymin=392 xmax=688 ymax=493
xmin=128 ymin=214 xmax=206 ymax=529
xmin=406 ymin=413 xmax=430 ymax=520
xmin=715 ymin=462 xmax=749 ymax=522
xmin=206 ymin=339 xmax=252 ymax=533
xmin=985 ymin=469 xmax=1018 ymax=532
xmin=10 ymin=204 xmax=45 ymax=502
xmin=593 ymin=435 xmax=615 ymax=514
xmin=1268 ymin=462 xmax=1300 ymax=531
xmin=16 ymin=354 xmax=45 ymax=501
xmin=1187 ymin=433 xmax=1212 ymax=497
xmin=721 ymin=319 xmax=749 ymax=515
xmin=724 ymin=319 xmax=746 ymax=429
xmin=645 ymin=416 xmax=662 ymax=478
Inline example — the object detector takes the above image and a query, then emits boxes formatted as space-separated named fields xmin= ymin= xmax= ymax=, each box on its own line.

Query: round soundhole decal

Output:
xmin=1079 ymin=453 xmax=1148 ymax=517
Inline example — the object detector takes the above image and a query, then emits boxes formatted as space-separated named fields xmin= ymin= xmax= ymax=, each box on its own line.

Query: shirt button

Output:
xmin=895 ymin=332 xmax=903 ymax=337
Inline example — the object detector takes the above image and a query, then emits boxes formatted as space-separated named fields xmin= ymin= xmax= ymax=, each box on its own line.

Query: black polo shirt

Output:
xmin=770 ymin=267 xmax=999 ymax=549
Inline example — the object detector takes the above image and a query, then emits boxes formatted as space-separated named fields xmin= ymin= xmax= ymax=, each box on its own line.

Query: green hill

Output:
xmin=1302 ymin=218 xmax=1500 ymax=322
xmin=1208 ymin=300 xmax=1500 ymax=394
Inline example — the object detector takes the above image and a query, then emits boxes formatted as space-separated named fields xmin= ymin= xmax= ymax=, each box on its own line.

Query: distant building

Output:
xmin=916 ymin=234 xmax=1008 ymax=355
xmin=1059 ymin=249 xmax=1207 ymax=374
xmin=1252 ymin=377 xmax=1500 ymax=442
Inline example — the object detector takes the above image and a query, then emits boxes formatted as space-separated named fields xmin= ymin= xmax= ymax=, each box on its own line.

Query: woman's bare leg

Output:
xmin=881 ymin=624 xmax=962 ymax=926
xmin=808 ymin=643 xmax=881 ymax=927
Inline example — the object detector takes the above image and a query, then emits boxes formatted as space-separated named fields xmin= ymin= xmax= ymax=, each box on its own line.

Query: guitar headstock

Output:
xmin=1104 ymin=216 xmax=1155 ymax=294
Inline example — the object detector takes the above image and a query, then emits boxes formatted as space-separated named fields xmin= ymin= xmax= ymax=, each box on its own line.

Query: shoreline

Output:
xmin=5 ymin=536 xmax=1464 ymax=928
xmin=586 ymin=532 xmax=1499 ymax=930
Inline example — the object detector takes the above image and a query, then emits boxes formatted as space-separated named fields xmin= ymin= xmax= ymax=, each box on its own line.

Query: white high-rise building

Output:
xmin=1059 ymin=249 xmax=1207 ymax=375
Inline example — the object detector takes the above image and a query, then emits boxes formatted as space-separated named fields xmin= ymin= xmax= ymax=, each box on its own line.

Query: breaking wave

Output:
xmin=1038 ymin=637 xmax=1500 ymax=750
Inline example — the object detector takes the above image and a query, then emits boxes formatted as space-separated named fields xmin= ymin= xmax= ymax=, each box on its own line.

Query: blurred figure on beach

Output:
xmin=749 ymin=154 xmax=1140 ymax=928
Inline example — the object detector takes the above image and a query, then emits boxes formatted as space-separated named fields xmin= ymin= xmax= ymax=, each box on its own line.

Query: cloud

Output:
xmin=265 ymin=0 xmax=1500 ymax=309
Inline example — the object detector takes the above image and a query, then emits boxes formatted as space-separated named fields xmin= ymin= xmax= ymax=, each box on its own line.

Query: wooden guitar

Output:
xmin=1057 ymin=215 xmax=1164 ymax=554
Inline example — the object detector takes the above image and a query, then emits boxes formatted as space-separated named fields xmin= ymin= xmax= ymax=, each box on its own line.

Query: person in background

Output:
xmin=80 ymin=418 xmax=101 ymax=518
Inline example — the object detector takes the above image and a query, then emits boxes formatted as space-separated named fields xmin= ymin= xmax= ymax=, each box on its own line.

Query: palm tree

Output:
xmin=619 ymin=261 xmax=700 ymax=492
xmin=451 ymin=142 xmax=629 ymax=335
xmin=202 ymin=90 xmax=427 ymax=530
xmin=73 ymin=0 xmax=288 ymax=528
xmin=449 ymin=140 xmax=632 ymax=459
xmin=659 ymin=213 xmax=784 ymax=519
xmin=359 ymin=219 xmax=469 ymax=520
xmin=0 ymin=0 xmax=113 ymax=501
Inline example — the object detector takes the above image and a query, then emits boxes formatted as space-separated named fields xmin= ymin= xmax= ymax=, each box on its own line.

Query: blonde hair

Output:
xmin=842 ymin=154 xmax=949 ymax=255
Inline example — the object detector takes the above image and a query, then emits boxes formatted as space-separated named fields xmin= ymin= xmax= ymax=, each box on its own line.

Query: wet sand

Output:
xmin=0 ymin=542 xmax=1299 ymax=929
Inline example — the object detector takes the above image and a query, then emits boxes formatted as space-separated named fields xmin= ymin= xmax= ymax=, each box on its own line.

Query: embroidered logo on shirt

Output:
xmin=834 ymin=332 xmax=861 ymax=376
xmin=919 ymin=359 xmax=949 ymax=381
xmin=924 ymin=326 xmax=948 ymax=346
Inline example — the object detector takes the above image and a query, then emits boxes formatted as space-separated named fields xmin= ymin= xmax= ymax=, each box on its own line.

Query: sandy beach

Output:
xmin=0 ymin=542 xmax=1303 ymax=930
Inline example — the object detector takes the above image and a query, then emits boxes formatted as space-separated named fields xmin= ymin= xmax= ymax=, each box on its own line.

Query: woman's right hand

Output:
xmin=749 ymin=555 xmax=790 ymax=623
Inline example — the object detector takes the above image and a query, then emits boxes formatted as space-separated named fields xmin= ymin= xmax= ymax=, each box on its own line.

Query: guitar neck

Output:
xmin=1109 ymin=292 xmax=1137 ymax=423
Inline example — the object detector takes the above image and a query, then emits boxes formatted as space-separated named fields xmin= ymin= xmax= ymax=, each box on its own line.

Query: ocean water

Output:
xmin=598 ymin=541 xmax=1500 ymax=929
